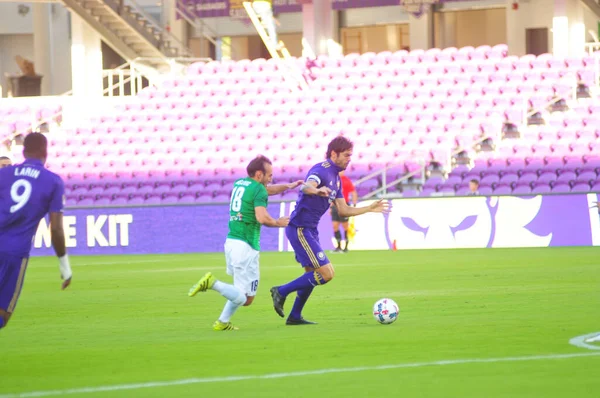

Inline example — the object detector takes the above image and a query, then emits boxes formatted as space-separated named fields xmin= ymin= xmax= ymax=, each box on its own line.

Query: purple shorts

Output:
xmin=0 ymin=254 xmax=29 ymax=313
xmin=286 ymin=226 xmax=330 ymax=268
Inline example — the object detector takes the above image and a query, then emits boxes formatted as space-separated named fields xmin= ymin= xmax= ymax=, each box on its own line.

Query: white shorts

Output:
xmin=224 ymin=238 xmax=260 ymax=297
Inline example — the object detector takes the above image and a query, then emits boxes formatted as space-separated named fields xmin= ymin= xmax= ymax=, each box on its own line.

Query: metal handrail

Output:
xmin=353 ymin=158 xmax=427 ymax=199
xmin=449 ymin=79 xmax=578 ymax=163
xmin=120 ymin=0 xmax=193 ymax=57
xmin=0 ymin=107 xmax=63 ymax=148
xmin=362 ymin=164 xmax=426 ymax=200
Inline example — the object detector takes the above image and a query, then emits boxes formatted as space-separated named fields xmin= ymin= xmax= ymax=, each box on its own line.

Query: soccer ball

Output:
xmin=373 ymin=298 xmax=399 ymax=325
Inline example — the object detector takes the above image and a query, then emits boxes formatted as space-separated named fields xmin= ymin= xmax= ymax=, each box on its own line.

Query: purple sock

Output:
xmin=278 ymin=271 xmax=326 ymax=297
xmin=0 ymin=317 xmax=5 ymax=329
xmin=289 ymin=286 xmax=314 ymax=320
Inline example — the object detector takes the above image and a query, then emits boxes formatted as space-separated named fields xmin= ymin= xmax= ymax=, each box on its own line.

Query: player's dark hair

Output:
xmin=23 ymin=133 xmax=48 ymax=158
xmin=247 ymin=155 xmax=272 ymax=177
xmin=326 ymin=136 xmax=353 ymax=159
xmin=470 ymin=179 xmax=479 ymax=185
xmin=0 ymin=156 xmax=10 ymax=161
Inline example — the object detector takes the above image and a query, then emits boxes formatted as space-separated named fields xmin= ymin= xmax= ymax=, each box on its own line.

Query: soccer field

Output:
xmin=1 ymin=247 xmax=599 ymax=397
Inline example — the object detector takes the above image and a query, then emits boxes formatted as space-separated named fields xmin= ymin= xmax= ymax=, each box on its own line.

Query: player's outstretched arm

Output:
xmin=301 ymin=180 xmax=331 ymax=197
xmin=50 ymin=212 xmax=72 ymax=290
xmin=335 ymin=198 xmax=390 ymax=218
xmin=350 ymin=190 xmax=358 ymax=207
xmin=255 ymin=206 xmax=290 ymax=228
xmin=266 ymin=180 xmax=304 ymax=196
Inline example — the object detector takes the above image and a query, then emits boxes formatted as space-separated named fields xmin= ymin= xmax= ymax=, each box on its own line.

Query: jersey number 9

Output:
xmin=10 ymin=179 xmax=32 ymax=213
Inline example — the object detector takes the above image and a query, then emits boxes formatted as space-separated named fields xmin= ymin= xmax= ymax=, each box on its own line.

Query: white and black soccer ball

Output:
xmin=373 ymin=298 xmax=399 ymax=325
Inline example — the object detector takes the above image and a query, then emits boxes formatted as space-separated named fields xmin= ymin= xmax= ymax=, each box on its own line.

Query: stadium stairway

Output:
xmin=61 ymin=0 xmax=191 ymax=63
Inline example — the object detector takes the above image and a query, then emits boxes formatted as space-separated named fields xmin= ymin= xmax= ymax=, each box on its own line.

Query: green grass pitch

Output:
xmin=1 ymin=247 xmax=599 ymax=397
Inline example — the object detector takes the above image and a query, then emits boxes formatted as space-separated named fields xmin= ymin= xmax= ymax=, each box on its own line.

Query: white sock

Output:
xmin=218 ymin=300 xmax=241 ymax=323
xmin=212 ymin=281 xmax=246 ymax=305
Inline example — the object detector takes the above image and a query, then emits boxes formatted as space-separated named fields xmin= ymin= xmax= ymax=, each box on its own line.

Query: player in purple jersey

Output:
xmin=270 ymin=136 xmax=390 ymax=325
xmin=0 ymin=133 xmax=72 ymax=330
xmin=0 ymin=156 xmax=11 ymax=168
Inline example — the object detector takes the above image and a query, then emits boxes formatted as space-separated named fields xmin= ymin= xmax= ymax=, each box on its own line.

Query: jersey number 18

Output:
xmin=230 ymin=186 xmax=245 ymax=212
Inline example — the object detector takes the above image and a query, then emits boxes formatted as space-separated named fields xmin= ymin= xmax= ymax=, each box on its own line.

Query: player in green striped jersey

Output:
xmin=188 ymin=155 xmax=302 ymax=330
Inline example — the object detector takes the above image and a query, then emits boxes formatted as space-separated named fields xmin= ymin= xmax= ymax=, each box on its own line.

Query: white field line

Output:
xmin=126 ymin=261 xmax=395 ymax=273
xmin=2 ymin=352 xmax=599 ymax=398
xmin=569 ymin=332 xmax=600 ymax=350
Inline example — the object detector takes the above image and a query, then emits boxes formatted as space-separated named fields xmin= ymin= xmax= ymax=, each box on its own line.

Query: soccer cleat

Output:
xmin=342 ymin=247 xmax=349 ymax=253
xmin=188 ymin=272 xmax=216 ymax=297
xmin=270 ymin=287 xmax=286 ymax=318
xmin=213 ymin=320 xmax=238 ymax=331
xmin=286 ymin=317 xmax=318 ymax=325
xmin=333 ymin=247 xmax=342 ymax=253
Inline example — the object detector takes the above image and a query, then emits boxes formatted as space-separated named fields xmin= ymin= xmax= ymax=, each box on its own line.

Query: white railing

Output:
xmin=101 ymin=56 xmax=210 ymax=97
xmin=354 ymin=159 xmax=427 ymax=200
xmin=450 ymin=76 xmax=578 ymax=169
xmin=0 ymin=57 xmax=211 ymax=145
xmin=585 ymin=42 xmax=600 ymax=55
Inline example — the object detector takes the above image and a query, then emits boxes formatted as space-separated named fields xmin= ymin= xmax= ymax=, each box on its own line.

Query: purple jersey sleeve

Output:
xmin=49 ymin=177 xmax=65 ymax=213
xmin=305 ymin=165 xmax=325 ymax=187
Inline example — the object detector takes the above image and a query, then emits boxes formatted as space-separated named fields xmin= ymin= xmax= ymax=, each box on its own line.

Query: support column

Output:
xmin=409 ymin=10 xmax=432 ymax=51
xmin=553 ymin=0 xmax=585 ymax=57
xmin=166 ymin=0 xmax=189 ymax=55
xmin=71 ymin=14 xmax=103 ymax=97
xmin=33 ymin=3 xmax=53 ymax=95
xmin=302 ymin=0 xmax=333 ymax=56
xmin=507 ymin=0 xmax=584 ymax=57
xmin=553 ymin=0 xmax=570 ymax=57
xmin=567 ymin=0 xmax=585 ymax=56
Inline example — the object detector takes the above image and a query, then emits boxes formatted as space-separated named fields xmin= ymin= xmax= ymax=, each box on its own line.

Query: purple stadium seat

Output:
xmin=493 ymin=185 xmax=512 ymax=195
xmin=499 ymin=173 xmax=519 ymax=184
xmin=571 ymin=182 xmax=591 ymax=193
xmin=537 ymin=172 xmax=557 ymax=184
xmin=127 ymin=196 xmax=145 ymax=205
xmin=144 ymin=195 xmax=163 ymax=205
xmin=518 ymin=173 xmax=538 ymax=183
xmin=576 ymin=171 xmax=597 ymax=183
xmin=177 ymin=194 xmax=196 ymax=204
xmin=556 ymin=171 xmax=577 ymax=184
xmin=512 ymin=185 xmax=532 ymax=195
xmin=531 ymin=184 xmax=552 ymax=194
xmin=76 ymin=198 xmax=95 ymax=206
xmin=94 ymin=197 xmax=112 ymax=206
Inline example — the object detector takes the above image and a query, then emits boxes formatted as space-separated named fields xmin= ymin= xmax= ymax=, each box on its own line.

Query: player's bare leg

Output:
xmin=0 ymin=308 xmax=12 ymax=329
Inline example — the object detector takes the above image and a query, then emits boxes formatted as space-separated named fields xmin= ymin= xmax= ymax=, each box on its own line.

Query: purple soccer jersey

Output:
xmin=286 ymin=159 xmax=344 ymax=268
xmin=289 ymin=159 xmax=344 ymax=229
xmin=0 ymin=158 xmax=64 ymax=313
